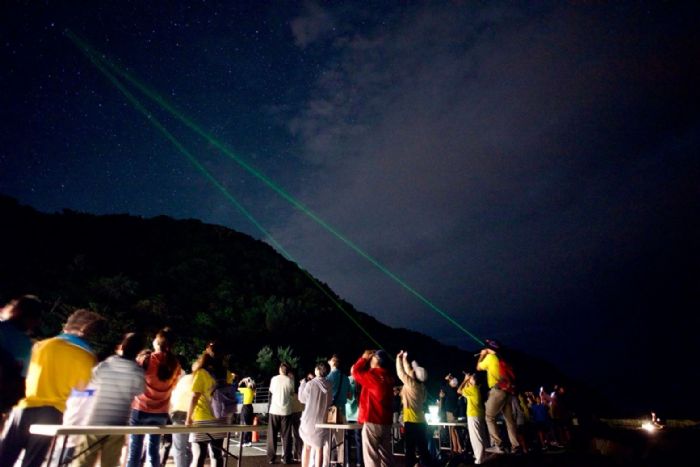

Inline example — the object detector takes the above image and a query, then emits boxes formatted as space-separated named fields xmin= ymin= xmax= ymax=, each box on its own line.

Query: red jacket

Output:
xmin=351 ymin=357 xmax=394 ymax=425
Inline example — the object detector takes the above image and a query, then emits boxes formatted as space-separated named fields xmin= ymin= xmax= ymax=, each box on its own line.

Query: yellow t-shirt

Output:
xmin=403 ymin=406 xmax=425 ymax=424
xmin=191 ymin=369 xmax=234 ymax=421
xmin=239 ymin=387 xmax=255 ymax=404
xmin=19 ymin=336 xmax=96 ymax=412
xmin=460 ymin=385 xmax=484 ymax=418
xmin=477 ymin=353 xmax=500 ymax=389
xmin=191 ymin=369 xmax=215 ymax=421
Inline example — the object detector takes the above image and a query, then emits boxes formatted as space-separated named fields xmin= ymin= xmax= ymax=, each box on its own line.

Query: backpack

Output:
xmin=211 ymin=380 xmax=238 ymax=419
xmin=496 ymin=358 xmax=516 ymax=394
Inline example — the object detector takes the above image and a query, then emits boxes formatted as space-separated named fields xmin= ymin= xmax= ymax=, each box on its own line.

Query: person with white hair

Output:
xmin=396 ymin=351 xmax=431 ymax=467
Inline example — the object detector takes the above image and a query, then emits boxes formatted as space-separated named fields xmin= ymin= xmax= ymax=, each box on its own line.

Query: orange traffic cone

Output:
xmin=252 ymin=416 xmax=260 ymax=442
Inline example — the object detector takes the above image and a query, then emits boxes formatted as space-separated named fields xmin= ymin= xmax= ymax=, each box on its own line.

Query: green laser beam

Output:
xmin=71 ymin=35 xmax=385 ymax=351
xmin=66 ymin=30 xmax=484 ymax=347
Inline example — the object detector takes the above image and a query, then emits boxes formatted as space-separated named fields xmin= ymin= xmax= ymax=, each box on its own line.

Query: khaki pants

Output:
xmin=361 ymin=422 xmax=394 ymax=467
xmin=71 ymin=434 xmax=125 ymax=467
xmin=484 ymin=387 xmax=519 ymax=450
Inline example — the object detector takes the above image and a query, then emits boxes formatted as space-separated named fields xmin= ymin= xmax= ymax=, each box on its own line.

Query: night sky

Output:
xmin=1 ymin=1 xmax=698 ymax=416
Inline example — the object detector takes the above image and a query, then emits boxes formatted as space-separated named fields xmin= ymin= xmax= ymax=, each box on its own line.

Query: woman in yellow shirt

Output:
xmin=185 ymin=344 xmax=234 ymax=467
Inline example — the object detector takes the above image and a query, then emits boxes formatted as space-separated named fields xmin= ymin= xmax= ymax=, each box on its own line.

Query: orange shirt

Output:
xmin=131 ymin=351 xmax=181 ymax=413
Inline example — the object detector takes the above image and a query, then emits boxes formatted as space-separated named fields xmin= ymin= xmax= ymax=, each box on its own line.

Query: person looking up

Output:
xmin=298 ymin=362 xmax=332 ymax=467
xmin=0 ymin=295 xmax=43 ymax=419
xmin=267 ymin=362 xmax=295 ymax=464
xmin=476 ymin=339 xmax=520 ymax=455
xmin=457 ymin=373 xmax=485 ymax=464
xmin=0 ymin=308 xmax=104 ymax=467
xmin=395 ymin=350 xmax=431 ymax=467
xmin=185 ymin=343 xmax=235 ymax=467
xmin=351 ymin=350 xmax=395 ymax=467
xmin=126 ymin=327 xmax=181 ymax=467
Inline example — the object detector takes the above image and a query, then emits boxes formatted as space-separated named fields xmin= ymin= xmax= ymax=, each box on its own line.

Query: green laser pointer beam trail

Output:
xmin=66 ymin=30 xmax=484 ymax=348
xmin=72 ymin=38 xmax=385 ymax=351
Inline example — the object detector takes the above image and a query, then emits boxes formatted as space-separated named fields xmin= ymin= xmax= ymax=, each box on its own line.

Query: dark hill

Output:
xmin=0 ymin=195 xmax=597 ymax=414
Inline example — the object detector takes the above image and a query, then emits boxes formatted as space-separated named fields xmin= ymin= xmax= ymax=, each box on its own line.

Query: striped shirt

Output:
xmin=87 ymin=355 xmax=145 ymax=425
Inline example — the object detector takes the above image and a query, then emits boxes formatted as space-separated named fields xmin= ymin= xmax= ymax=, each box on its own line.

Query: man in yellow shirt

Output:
xmin=0 ymin=309 xmax=103 ymax=467
xmin=475 ymin=339 xmax=520 ymax=455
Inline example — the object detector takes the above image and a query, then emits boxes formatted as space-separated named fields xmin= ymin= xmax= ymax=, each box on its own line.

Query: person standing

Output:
xmin=475 ymin=339 xmax=519 ymax=454
xmin=0 ymin=295 xmax=42 ymax=421
xmin=0 ymin=309 xmax=104 ymax=467
xmin=327 ymin=354 xmax=350 ymax=463
xmin=346 ymin=376 xmax=363 ymax=467
xmin=238 ymin=377 xmax=257 ymax=447
xmin=457 ymin=373 xmax=485 ymax=464
xmin=71 ymin=332 xmax=146 ymax=467
xmin=126 ymin=327 xmax=181 ymax=467
xmin=395 ymin=351 xmax=431 ymax=467
xmin=442 ymin=375 xmax=463 ymax=454
xmin=169 ymin=360 xmax=194 ymax=467
xmin=185 ymin=346 xmax=234 ymax=467
xmin=267 ymin=362 xmax=295 ymax=464
xmin=298 ymin=362 xmax=332 ymax=467
xmin=351 ymin=350 xmax=395 ymax=467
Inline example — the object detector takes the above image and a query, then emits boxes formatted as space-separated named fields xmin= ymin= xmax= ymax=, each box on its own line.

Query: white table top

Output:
xmin=29 ymin=423 xmax=267 ymax=437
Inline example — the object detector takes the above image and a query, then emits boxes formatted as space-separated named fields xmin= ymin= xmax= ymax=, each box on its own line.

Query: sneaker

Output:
xmin=243 ymin=442 xmax=252 ymax=447
xmin=485 ymin=445 xmax=505 ymax=454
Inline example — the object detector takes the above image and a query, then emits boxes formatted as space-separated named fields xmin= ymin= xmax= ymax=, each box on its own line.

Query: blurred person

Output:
xmin=476 ymin=339 xmax=519 ymax=455
xmin=0 ymin=295 xmax=42 ymax=420
xmin=185 ymin=342 xmax=235 ymax=467
xmin=457 ymin=373 xmax=485 ymax=465
xmin=391 ymin=386 xmax=401 ymax=445
xmin=126 ymin=327 xmax=181 ymax=467
xmin=346 ymin=376 xmax=363 ymax=467
xmin=549 ymin=385 xmax=569 ymax=447
xmin=267 ymin=362 xmax=295 ymax=464
xmin=71 ymin=332 xmax=146 ymax=467
xmin=528 ymin=393 xmax=551 ymax=451
xmin=351 ymin=350 xmax=395 ymax=467
xmin=443 ymin=374 xmax=463 ymax=453
xmin=298 ymin=362 xmax=332 ymax=467
xmin=511 ymin=392 xmax=529 ymax=454
xmin=0 ymin=308 xmax=104 ymax=467
xmin=327 ymin=354 xmax=351 ymax=463
xmin=238 ymin=377 xmax=257 ymax=447
xmin=395 ymin=351 xmax=431 ymax=467
xmin=169 ymin=358 xmax=195 ymax=467
xmin=290 ymin=385 xmax=304 ymax=462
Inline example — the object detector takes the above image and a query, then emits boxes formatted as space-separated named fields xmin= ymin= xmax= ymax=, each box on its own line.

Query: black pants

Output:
xmin=0 ymin=406 xmax=63 ymax=467
xmin=290 ymin=412 xmax=302 ymax=460
xmin=192 ymin=438 xmax=224 ymax=467
xmin=267 ymin=414 xmax=293 ymax=463
xmin=404 ymin=422 xmax=431 ymax=467
xmin=241 ymin=404 xmax=254 ymax=443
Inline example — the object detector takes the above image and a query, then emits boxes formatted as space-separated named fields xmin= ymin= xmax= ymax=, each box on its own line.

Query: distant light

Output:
xmin=425 ymin=405 xmax=440 ymax=423
xmin=641 ymin=422 xmax=656 ymax=433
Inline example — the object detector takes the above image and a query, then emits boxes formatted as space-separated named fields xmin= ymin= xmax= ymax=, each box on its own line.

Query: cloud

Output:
xmin=277 ymin=2 xmax=699 ymax=354
xmin=290 ymin=1 xmax=335 ymax=48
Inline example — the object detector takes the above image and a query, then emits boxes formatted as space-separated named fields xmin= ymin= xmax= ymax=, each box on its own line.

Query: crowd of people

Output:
xmin=1 ymin=295 xmax=573 ymax=467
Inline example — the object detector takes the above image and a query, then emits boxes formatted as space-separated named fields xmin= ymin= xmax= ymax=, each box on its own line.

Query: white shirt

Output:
xmin=269 ymin=374 xmax=295 ymax=415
